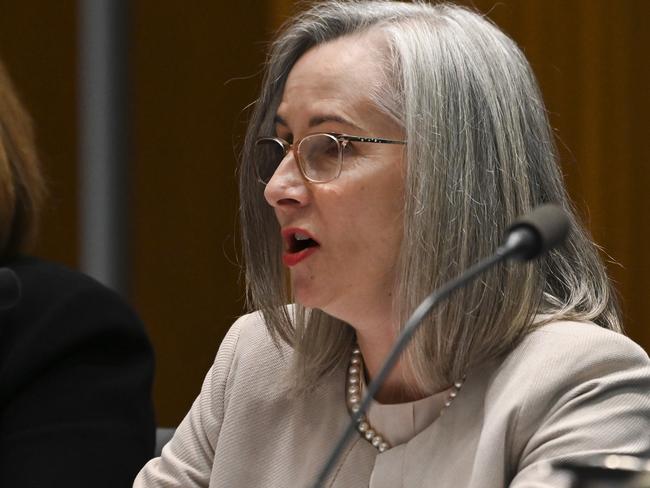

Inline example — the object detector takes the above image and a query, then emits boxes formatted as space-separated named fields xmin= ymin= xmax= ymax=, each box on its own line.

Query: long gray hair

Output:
xmin=239 ymin=1 xmax=620 ymax=394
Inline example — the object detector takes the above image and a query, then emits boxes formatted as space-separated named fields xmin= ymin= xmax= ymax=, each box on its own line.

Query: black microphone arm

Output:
xmin=310 ymin=204 xmax=569 ymax=488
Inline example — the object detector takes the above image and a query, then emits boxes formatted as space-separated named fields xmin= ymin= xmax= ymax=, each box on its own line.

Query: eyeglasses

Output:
xmin=253 ymin=132 xmax=406 ymax=184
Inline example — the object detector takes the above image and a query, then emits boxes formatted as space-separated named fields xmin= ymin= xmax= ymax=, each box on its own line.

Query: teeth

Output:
xmin=294 ymin=233 xmax=310 ymax=241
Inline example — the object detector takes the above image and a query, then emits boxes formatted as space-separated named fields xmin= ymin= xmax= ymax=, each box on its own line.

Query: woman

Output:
xmin=0 ymin=59 xmax=156 ymax=485
xmin=136 ymin=2 xmax=650 ymax=487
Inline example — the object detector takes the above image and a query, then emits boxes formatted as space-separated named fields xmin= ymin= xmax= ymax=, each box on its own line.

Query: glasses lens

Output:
xmin=253 ymin=139 xmax=285 ymax=184
xmin=299 ymin=134 xmax=341 ymax=182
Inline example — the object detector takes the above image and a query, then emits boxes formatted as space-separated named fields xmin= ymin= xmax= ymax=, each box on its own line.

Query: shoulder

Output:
xmin=481 ymin=320 xmax=650 ymax=426
xmin=475 ymin=321 xmax=650 ymax=479
xmin=488 ymin=320 xmax=650 ymax=397
xmin=5 ymin=255 xmax=131 ymax=311
xmin=0 ymin=257 xmax=155 ymax=483
xmin=213 ymin=310 xmax=293 ymax=388
xmin=486 ymin=319 xmax=650 ymax=440
xmin=0 ymin=256 xmax=151 ymax=375
xmin=178 ymin=310 xmax=295 ymax=444
xmin=1 ymin=255 xmax=144 ymax=331
xmin=505 ymin=320 xmax=649 ymax=377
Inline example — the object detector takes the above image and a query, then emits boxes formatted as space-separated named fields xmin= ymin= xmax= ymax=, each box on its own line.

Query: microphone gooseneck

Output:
xmin=310 ymin=204 xmax=569 ymax=487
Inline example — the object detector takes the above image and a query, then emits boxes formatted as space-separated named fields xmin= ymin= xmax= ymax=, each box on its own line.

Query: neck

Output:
xmin=326 ymin=297 xmax=428 ymax=403
xmin=354 ymin=326 xmax=426 ymax=404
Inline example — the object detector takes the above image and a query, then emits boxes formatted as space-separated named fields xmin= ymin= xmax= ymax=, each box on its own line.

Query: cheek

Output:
xmin=342 ymin=191 xmax=404 ymax=264
xmin=320 ymin=161 xmax=405 ymax=260
xmin=369 ymin=181 xmax=405 ymax=261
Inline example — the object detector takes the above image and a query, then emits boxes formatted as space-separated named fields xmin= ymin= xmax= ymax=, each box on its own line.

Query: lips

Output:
xmin=281 ymin=227 xmax=320 ymax=267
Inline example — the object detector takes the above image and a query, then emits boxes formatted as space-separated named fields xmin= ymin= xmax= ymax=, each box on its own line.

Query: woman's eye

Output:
xmin=325 ymin=143 xmax=340 ymax=156
xmin=341 ymin=142 xmax=355 ymax=156
xmin=278 ymin=134 xmax=292 ymax=143
xmin=273 ymin=127 xmax=292 ymax=142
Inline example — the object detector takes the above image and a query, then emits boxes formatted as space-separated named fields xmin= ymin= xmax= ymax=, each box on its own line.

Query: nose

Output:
xmin=263 ymin=151 xmax=309 ymax=210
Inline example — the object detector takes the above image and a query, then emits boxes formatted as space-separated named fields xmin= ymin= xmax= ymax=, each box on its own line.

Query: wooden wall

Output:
xmin=0 ymin=1 xmax=78 ymax=265
xmin=0 ymin=1 xmax=648 ymax=426
xmin=463 ymin=0 xmax=650 ymax=353
xmin=130 ymin=0 xmax=270 ymax=425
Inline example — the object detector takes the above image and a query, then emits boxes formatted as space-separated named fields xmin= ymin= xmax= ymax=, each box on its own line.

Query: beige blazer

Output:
xmin=135 ymin=312 xmax=650 ymax=487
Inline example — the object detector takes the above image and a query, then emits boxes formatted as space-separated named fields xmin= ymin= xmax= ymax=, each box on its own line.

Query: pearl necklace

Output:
xmin=345 ymin=345 xmax=465 ymax=453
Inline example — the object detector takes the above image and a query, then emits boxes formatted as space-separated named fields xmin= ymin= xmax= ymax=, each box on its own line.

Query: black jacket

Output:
xmin=0 ymin=256 xmax=155 ymax=487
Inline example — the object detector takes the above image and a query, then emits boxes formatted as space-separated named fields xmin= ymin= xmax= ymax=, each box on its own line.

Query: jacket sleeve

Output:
xmin=134 ymin=315 xmax=244 ymax=488
xmin=509 ymin=328 xmax=650 ymax=487
xmin=0 ymin=280 xmax=156 ymax=488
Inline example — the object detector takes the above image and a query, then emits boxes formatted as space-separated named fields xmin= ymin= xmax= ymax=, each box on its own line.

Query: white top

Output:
xmin=365 ymin=379 xmax=450 ymax=447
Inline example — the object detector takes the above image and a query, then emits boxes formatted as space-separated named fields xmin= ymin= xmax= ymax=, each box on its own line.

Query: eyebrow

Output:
xmin=274 ymin=114 xmax=366 ymax=133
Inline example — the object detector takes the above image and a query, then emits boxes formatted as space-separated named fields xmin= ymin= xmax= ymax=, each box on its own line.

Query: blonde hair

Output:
xmin=239 ymin=1 xmax=620 ymax=393
xmin=0 ymin=59 xmax=45 ymax=257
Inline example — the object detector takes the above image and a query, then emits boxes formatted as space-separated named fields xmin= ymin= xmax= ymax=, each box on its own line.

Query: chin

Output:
xmin=291 ymin=289 xmax=321 ymax=310
xmin=291 ymin=284 xmax=332 ymax=313
xmin=294 ymin=295 xmax=351 ymax=326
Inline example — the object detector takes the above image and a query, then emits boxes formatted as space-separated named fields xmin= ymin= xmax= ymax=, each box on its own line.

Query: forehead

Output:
xmin=290 ymin=33 xmax=385 ymax=87
xmin=278 ymin=33 xmax=390 ymax=128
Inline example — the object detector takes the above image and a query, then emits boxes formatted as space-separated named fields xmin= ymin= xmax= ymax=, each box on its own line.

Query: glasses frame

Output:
xmin=253 ymin=132 xmax=406 ymax=184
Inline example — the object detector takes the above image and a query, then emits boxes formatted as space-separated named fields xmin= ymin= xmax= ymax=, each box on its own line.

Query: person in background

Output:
xmin=136 ymin=1 xmax=650 ymax=487
xmin=0 ymin=58 xmax=155 ymax=486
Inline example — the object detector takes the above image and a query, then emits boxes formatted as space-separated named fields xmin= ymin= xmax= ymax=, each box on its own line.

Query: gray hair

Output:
xmin=238 ymin=1 xmax=620 ymax=394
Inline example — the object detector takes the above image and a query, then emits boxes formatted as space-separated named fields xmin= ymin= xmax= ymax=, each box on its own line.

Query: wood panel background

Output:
xmin=0 ymin=1 xmax=648 ymax=426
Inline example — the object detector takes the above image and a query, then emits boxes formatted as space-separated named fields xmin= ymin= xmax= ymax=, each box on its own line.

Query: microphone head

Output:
xmin=505 ymin=204 xmax=570 ymax=261
xmin=0 ymin=267 xmax=21 ymax=310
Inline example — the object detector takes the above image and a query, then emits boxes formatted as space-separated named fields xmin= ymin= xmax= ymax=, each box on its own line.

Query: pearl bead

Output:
xmin=345 ymin=345 xmax=470 ymax=457
xmin=347 ymin=342 xmax=450 ymax=454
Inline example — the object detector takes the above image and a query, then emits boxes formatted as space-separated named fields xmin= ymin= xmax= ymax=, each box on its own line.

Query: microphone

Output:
xmin=555 ymin=455 xmax=650 ymax=487
xmin=310 ymin=204 xmax=570 ymax=487
xmin=0 ymin=267 xmax=21 ymax=310
xmin=503 ymin=204 xmax=570 ymax=261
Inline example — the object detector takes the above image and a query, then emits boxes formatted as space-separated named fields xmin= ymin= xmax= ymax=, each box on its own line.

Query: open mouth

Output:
xmin=281 ymin=228 xmax=320 ymax=266
xmin=288 ymin=232 xmax=320 ymax=254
